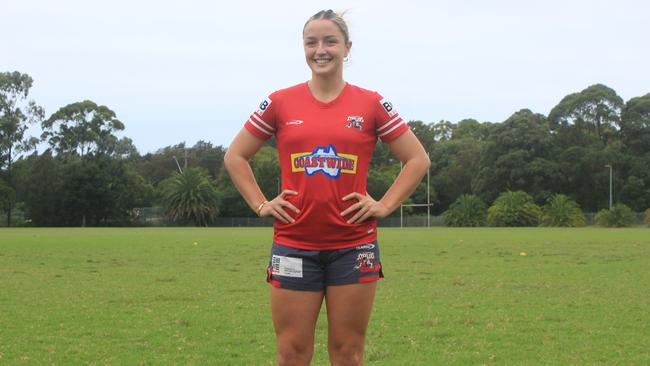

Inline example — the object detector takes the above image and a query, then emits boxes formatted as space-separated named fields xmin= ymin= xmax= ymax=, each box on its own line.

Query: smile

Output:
xmin=314 ymin=58 xmax=332 ymax=64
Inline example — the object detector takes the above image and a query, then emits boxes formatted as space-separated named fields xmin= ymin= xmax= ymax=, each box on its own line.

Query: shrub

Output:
xmin=541 ymin=194 xmax=586 ymax=227
xmin=645 ymin=208 xmax=650 ymax=227
xmin=487 ymin=190 xmax=541 ymax=227
xmin=160 ymin=167 xmax=219 ymax=226
xmin=595 ymin=203 xmax=635 ymax=227
xmin=443 ymin=194 xmax=487 ymax=227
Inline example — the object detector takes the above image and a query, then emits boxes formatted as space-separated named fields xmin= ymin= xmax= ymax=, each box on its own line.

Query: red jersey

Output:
xmin=244 ymin=82 xmax=409 ymax=250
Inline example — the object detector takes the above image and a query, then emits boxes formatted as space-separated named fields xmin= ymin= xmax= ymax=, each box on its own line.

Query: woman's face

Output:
xmin=303 ymin=19 xmax=351 ymax=78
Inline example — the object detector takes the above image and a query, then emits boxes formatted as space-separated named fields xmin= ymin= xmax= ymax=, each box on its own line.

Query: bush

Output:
xmin=595 ymin=203 xmax=635 ymax=227
xmin=443 ymin=194 xmax=487 ymax=227
xmin=487 ymin=190 xmax=541 ymax=227
xmin=160 ymin=167 xmax=220 ymax=226
xmin=541 ymin=194 xmax=586 ymax=227
xmin=644 ymin=208 xmax=650 ymax=227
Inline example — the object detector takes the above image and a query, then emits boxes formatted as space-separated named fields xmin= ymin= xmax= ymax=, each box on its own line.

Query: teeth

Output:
xmin=315 ymin=59 xmax=331 ymax=64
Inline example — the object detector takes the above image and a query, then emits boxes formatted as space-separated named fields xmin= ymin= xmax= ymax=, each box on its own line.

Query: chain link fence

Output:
xmin=1 ymin=207 xmax=647 ymax=227
xmin=128 ymin=208 xmax=447 ymax=227
xmin=126 ymin=208 xmax=646 ymax=227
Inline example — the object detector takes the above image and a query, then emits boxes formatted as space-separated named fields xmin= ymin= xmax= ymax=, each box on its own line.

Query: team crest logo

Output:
xmin=291 ymin=144 xmax=358 ymax=179
xmin=345 ymin=115 xmax=364 ymax=131
xmin=354 ymin=252 xmax=376 ymax=272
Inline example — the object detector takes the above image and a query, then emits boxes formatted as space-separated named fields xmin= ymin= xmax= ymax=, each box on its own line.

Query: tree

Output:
xmin=431 ymin=120 xmax=455 ymax=142
xmin=160 ymin=167 xmax=219 ymax=226
xmin=473 ymin=109 xmax=560 ymax=204
xmin=619 ymin=176 xmax=650 ymax=212
xmin=540 ymin=194 xmax=586 ymax=227
xmin=370 ymin=141 xmax=395 ymax=169
xmin=443 ymin=194 xmax=486 ymax=227
xmin=555 ymin=145 xmax=626 ymax=212
xmin=12 ymin=152 xmax=64 ymax=226
xmin=41 ymin=100 xmax=124 ymax=157
xmin=249 ymin=146 xmax=280 ymax=201
xmin=214 ymin=169 xmax=252 ymax=217
xmin=58 ymin=155 xmax=150 ymax=226
xmin=408 ymin=120 xmax=436 ymax=152
xmin=487 ymin=190 xmax=542 ymax=227
xmin=548 ymin=84 xmax=624 ymax=146
xmin=620 ymin=93 xmax=650 ymax=155
xmin=133 ymin=141 xmax=226 ymax=187
xmin=191 ymin=140 xmax=226 ymax=179
xmin=0 ymin=71 xmax=44 ymax=169
xmin=0 ymin=71 xmax=44 ymax=225
xmin=0 ymin=178 xmax=14 ymax=218
xmin=429 ymin=137 xmax=479 ymax=213
xmin=367 ymin=164 xmax=401 ymax=203
xmin=114 ymin=137 xmax=140 ymax=160
xmin=452 ymin=119 xmax=492 ymax=141
xmin=133 ymin=143 xmax=189 ymax=186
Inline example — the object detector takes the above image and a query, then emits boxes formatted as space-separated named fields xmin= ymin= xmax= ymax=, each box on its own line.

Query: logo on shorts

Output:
xmin=345 ymin=115 xmax=364 ymax=131
xmin=354 ymin=252 xmax=376 ymax=273
xmin=355 ymin=244 xmax=375 ymax=250
xmin=291 ymin=144 xmax=358 ymax=179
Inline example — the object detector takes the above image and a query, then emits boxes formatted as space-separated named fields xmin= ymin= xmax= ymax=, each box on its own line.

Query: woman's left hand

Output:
xmin=340 ymin=192 xmax=390 ymax=224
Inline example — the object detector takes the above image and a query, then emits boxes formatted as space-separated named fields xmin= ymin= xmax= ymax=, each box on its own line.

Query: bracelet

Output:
xmin=256 ymin=200 xmax=269 ymax=216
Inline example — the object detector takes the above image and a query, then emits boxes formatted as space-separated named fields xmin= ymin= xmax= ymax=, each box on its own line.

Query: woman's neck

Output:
xmin=308 ymin=74 xmax=346 ymax=103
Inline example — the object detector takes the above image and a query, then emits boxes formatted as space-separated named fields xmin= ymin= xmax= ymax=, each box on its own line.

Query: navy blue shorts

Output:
xmin=266 ymin=241 xmax=384 ymax=291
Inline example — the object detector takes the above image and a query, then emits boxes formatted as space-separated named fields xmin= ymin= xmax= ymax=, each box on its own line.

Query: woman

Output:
xmin=224 ymin=9 xmax=430 ymax=366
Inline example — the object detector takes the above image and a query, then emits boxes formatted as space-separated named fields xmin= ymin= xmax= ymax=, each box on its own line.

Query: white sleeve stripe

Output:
xmin=378 ymin=121 xmax=405 ymax=137
xmin=252 ymin=114 xmax=275 ymax=131
xmin=248 ymin=119 xmax=273 ymax=135
xmin=376 ymin=115 xmax=401 ymax=132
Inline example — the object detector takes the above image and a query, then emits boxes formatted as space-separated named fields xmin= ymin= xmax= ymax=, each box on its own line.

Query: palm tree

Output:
xmin=487 ymin=190 xmax=542 ymax=227
xmin=443 ymin=194 xmax=487 ymax=227
xmin=161 ymin=167 xmax=219 ymax=226
xmin=541 ymin=194 xmax=586 ymax=227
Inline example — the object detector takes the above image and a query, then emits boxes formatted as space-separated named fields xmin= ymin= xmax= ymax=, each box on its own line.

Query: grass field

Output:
xmin=1 ymin=227 xmax=649 ymax=365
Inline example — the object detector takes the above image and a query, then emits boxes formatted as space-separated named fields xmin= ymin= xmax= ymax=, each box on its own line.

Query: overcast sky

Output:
xmin=3 ymin=0 xmax=649 ymax=154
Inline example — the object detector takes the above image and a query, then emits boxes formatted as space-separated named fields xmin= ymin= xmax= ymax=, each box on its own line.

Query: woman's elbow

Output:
xmin=423 ymin=152 xmax=431 ymax=170
xmin=418 ymin=151 xmax=431 ymax=173
xmin=223 ymin=150 xmax=236 ymax=172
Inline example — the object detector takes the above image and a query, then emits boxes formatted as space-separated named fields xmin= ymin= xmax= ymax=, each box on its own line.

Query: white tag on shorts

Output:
xmin=271 ymin=255 xmax=303 ymax=278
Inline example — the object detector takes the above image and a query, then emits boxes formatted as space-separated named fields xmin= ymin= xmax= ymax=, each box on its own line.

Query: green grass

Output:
xmin=1 ymin=227 xmax=649 ymax=365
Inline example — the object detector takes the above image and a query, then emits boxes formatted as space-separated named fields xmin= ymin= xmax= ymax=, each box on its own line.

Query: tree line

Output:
xmin=1 ymin=71 xmax=649 ymax=226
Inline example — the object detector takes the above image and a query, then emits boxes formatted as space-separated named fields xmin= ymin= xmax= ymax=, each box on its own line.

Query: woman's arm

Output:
xmin=341 ymin=130 xmax=431 ymax=224
xmin=224 ymin=128 xmax=299 ymax=223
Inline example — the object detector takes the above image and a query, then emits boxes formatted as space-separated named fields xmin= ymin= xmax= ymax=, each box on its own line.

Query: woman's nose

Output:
xmin=315 ymin=41 xmax=326 ymax=54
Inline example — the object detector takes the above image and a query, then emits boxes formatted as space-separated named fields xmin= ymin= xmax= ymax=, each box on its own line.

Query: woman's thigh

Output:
xmin=325 ymin=282 xmax=377 ymax=342
xmin=271 ymin=287 xmax=324 ymax=343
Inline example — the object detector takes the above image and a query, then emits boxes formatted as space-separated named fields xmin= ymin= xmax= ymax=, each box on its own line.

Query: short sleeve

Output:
xmin=244 ymin=94 xmax=277 ymax=140
xmin=374 ymin=93 xmax=409 ymax=143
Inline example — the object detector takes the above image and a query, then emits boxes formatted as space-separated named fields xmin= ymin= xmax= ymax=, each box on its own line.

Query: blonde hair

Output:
xmin=303 ymin=9 xmax=350 ymax=43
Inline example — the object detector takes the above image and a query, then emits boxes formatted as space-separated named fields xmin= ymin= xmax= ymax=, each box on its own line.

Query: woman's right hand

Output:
xmin=259 ymin=190 xmax=300 ymax=223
